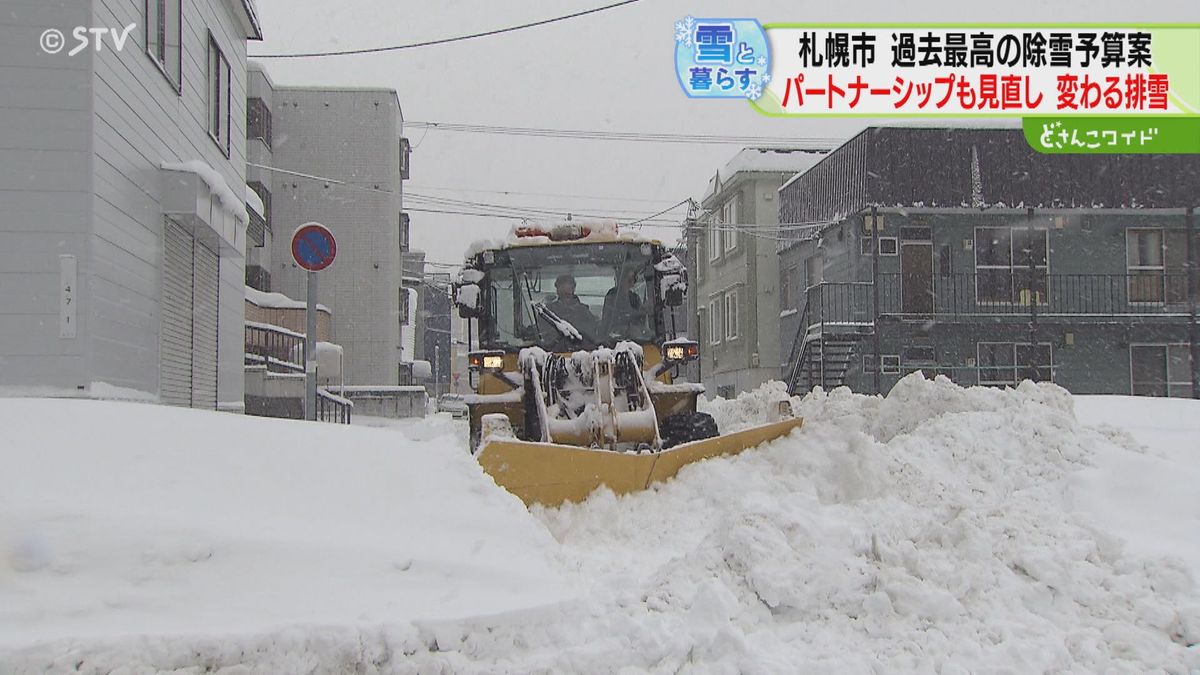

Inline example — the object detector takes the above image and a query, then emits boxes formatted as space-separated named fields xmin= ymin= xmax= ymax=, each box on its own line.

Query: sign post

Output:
xmin=291 ymin=222 xmax=337 ymax=421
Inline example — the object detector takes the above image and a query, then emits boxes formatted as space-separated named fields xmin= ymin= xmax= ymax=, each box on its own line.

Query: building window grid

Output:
xmin=708 ymin=299 xmax=721 ymax=345
xmin=206 ymin=33 xmax=231 ymax=157
xmin=1129 ymin=343 xmax=1191 ymax=397
xmin=145 ymin=0 xmax=182 ymax=92
xmin=974 ymin=227 xmax=1049 ymax=305
xmin=976 ymin=342 xmax=1053 ymax=386
xmin=723 ymin=289 xmax=739 ymax=340
xmin=721 ymin=199 xmax=738 ymax=254
xmin=1126 ymin=228 xmax=1167 ymax=304
xmin=247 ymin=97 xmax=272 ymax=149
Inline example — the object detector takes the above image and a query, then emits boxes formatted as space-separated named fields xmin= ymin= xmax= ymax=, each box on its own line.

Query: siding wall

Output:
xmin=696 ymin=173 xmax=793 ymax=396
xmin=89 ymin=0 xmax=249 ymax=404
xmin=268 ymin=88 xmax=403 ymax=387
xmin=0 ymin=0 xmax=95 ymax=391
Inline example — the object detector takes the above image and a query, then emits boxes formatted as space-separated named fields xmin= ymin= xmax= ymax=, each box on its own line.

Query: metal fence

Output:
xmin=244 ymin=322 xmax=305 ymax=373
xmin=804 ymin=273 xmax=1193 ymax=329
xmin=245 ymin=322 xmax=351 ymax=424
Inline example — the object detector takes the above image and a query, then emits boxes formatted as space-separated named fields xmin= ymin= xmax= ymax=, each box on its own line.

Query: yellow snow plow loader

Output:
xmin=453 ymin=223 xmax=802 ymax=507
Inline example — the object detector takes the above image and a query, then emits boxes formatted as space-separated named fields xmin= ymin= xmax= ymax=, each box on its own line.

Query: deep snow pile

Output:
xmin=0 ymin=400 xmax=572 ymax=665
xmin=4 ymin=376 xmax=1199 ymax=673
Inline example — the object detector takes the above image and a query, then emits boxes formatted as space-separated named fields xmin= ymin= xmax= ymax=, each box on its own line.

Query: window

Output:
xmin=145 ymin=0 xmax=181 ymax=91
xmin=977 ymin=342 xmax=1052 ymax=386
xmin=721 ymin=199 xmax=737 ymax=253
xmin=708 ymin=299 xmax=721 ymax=344
xmin=880 ymin=355 xmax=900 ymax=374
xmin=207 ymin=34 xmax=231 ymax=156
xmin=780 ymin=266 xmax=799 ymax=310
xmin=248 ymin=181 xmax=270 ymax=230
xmin=878 ymin=237 xmax=899 ymax=256
xmin=1126 ymin=229 xmax=1163 ymax=303
xmin=708 ymin=219 xmax=720 ymax=262
xmin=1130 ymin=344 xmax=1191 ymax=397
xmin=902 ymin=345 xmax=936 ymax=364
xmin=399 ymin=212 xmax=410 ymax=252
xmin=399 ymin=138 xmax=412 ymax=179
xmin=863 ymin=353 xmax=876 ymax=373
xmin=975 ymin=227 xmax=1048 ymax=304
xmin=723 ymin=290 xmax=739 ymax=340
xmin=399 ymin=288 xmax=410 ymax=325
xmin=247 ymin=98 xmax=272 ymax=148
xmin=860 ymin=238 xmax=873 ymax=256
xmin=804 ymin=256 xmax=822 ymax=291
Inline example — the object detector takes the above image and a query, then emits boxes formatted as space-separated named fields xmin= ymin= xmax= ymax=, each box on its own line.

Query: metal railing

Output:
xmin=805 ymin=273 xmax=1192 ymax=327
xmin=316 ymin=389 xmax=352 ymax=424
xmin=245 ymin=321 xmax=305 ymax=373
xmin=245 ymin=322 xmax=351 ymax=424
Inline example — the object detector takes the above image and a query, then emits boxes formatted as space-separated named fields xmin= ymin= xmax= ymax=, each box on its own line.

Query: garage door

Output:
xmin=161 ymin=221 xmax=193 ymax=406
xmin=191 ymin=240 xmax=219 ymax=409
xmin=160 ymin=220 xmax=220 ymax=409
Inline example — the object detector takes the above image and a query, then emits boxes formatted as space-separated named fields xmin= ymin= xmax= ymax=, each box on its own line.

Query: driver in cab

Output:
xmin=544 ymin=274 xmax=600 ymax=340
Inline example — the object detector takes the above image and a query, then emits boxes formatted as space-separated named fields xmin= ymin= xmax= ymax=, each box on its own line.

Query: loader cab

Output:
xmin=469 ymin=241 xmax=675 ymax=354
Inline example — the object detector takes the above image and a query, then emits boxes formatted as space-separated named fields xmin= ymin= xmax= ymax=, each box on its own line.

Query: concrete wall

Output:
xmin=268 ymin=87 xmax=403 ymax=387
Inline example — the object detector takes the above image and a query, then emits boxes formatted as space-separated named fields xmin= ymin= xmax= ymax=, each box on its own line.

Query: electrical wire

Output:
xmin=250 ymin=0 xmax=640 ymax=59
xmin=408 ymin=121 xmax=840 ymax=147
xmin=407 ymin=184 xmax=676 ymax=205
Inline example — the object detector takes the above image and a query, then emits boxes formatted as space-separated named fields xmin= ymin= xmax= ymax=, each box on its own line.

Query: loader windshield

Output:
xmin=480 ymin=243 xmax=665 ymax=352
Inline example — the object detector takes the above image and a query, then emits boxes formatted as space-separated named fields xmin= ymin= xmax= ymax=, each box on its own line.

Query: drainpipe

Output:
xmin=871 ymin=204 xmax=881 ymax=395
xmin=1188 ymin=206 xmax=1198 ymax=399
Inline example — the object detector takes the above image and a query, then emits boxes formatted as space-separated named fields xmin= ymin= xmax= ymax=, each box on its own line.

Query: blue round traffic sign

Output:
xmin=291 ymin=222 xmax=337 ymax=271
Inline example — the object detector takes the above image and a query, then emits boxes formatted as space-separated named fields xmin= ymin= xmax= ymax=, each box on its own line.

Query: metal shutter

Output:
xmin=161 ymin=221 xmax=193 ymax=406
xmin=191 ymin=239 xmax=219 ymax=409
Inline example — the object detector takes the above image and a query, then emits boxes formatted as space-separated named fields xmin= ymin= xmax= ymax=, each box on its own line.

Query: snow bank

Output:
xmin=0 ymin=399 xmax=572 ymax=662
xmin=4 ymin=377 xmax=1198 ymax=673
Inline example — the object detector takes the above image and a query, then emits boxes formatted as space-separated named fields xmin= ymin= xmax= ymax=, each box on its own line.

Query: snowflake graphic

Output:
xmin=761 ymin=73 xmax=772 ymax=86
xmin=674 ymin=16 xmax=695 ymax=47
xmin=756 ymin=55 xmax=767 ymax=67
xmin=745 ymin=81 xmax=763 ymax=100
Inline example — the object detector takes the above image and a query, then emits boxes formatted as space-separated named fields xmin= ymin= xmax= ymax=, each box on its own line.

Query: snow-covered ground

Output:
xmin=2 ymin=375 xmax=1198 ymax=673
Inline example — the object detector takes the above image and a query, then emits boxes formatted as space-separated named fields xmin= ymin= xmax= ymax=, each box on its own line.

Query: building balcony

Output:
xmin=800 ymin=273 xmax=1195 ymax=332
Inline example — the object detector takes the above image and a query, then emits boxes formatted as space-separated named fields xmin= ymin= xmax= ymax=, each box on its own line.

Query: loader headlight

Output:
xmin=663 ymin=340 xmax=699 ymax=364
xmin=469 ymin=350 xmax=506 ymax=371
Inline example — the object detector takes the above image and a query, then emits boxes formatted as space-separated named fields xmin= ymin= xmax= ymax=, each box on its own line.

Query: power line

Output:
xmin=250 ymin=0 xmax=640 ymax=59
xmin=407 ymin=121 xmax=840 ymax=147
xmin=407 ymin=184 xmax=676 ymax=205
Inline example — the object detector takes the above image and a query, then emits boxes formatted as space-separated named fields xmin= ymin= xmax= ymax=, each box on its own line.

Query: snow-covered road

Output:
xmin=2 ymin=375 xmax=1197 ymax=673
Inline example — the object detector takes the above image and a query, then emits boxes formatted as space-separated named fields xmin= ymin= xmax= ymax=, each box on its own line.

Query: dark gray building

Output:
xmin=778 ymin=126 xmax=1199 ymax=398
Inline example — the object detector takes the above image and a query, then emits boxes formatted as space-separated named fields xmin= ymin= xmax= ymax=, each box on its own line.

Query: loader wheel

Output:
xmin=659 ymin=412 xmax=718 ymax=449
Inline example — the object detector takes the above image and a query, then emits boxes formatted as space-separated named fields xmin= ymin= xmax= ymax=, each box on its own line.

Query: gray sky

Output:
xmin=250 ymin=0 xmax=1199 ymax=267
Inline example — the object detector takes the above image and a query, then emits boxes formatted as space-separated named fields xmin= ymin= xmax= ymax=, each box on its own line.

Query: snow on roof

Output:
xmin=245 ymin=184 xmax=265 ymax=218
xmin=706 ymin=148 xmax=828 ymax=200
xmin=721 ymin=147 xmax=828 ymax=175
xmin=465 ymin=221 xmax=661 ymax=259
xmin=244 ymin=285 xmax=330 ymax=313
xmin=160 ymin=160 xmax=249 ymax=224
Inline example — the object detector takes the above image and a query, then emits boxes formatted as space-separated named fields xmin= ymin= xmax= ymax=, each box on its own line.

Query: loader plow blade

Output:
xmin=477 ymin=417 xmax=803 ymax=507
